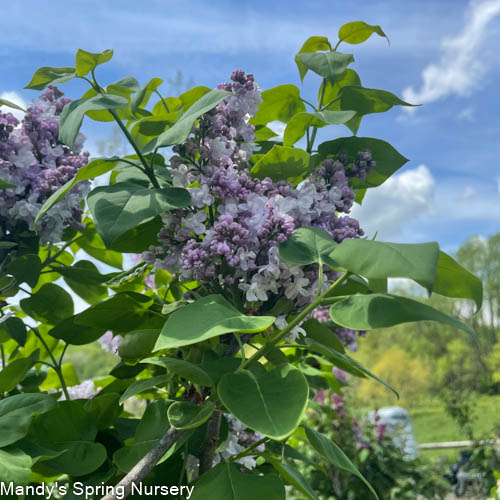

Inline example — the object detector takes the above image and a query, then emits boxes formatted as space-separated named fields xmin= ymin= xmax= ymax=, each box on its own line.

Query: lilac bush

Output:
xmin=0 ymin=86 xmax=89 ymax=244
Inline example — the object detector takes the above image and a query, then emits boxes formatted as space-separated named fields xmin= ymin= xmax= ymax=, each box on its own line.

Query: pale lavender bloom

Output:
xmin=98 ymin=331 xmax=123 ymax=354
xmin=56 ymin=380 xmax=101 ymax=401
xmin=0 ymin=86 xmax=90 ymax=244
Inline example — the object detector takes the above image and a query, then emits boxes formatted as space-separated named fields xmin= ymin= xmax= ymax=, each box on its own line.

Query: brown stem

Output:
xmin=100 ymin=427 xmax=183 ymax=500
xmin=198 ymin=412 xmax=222 ymax=474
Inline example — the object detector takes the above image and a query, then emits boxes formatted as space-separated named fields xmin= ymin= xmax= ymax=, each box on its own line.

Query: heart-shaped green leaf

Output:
xmin=191 ymin=462 xmax=286 ymax=500
xmin=251 ymin=84 xmax=306 ymax=126
xmin=154 ymin=294 xmax=274 ymax=350
xmin=167 ymin=401 xmax=215 ymax=430
xmin=251 ymin=144 xmax=310 ymax=183
xmin=330 ymin=239 xmax=440 ymax=292
xmin=295 ymin=52 xmax=354 ymax=84
xmin=25 ymin=66 xmax=76 ymax=90
xmin=279 ymin=227 xmax=337 ymax=268
xmin=0 ymin=394 xmax=56 ymax=447
xmin=87 ymin=181 xmax=190 ymax=247
xmin=294 ymin=36 xmax=331 ymax=81
xmin=338 ymin=21 xmax=389 ymax=45
xmin=218 ymin=364 xmax=308 ymax=440
xmin=75 ymin=49 xmax=113 ymax=77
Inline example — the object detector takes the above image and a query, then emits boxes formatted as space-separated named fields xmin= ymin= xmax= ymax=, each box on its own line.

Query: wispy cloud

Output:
xmin=403 ymin=0 xmax=500 ymax=108
xmin=351 ymin=165 xmax=435 ymax=240
xmin=0 ymin=91 xmax=26 ymax=120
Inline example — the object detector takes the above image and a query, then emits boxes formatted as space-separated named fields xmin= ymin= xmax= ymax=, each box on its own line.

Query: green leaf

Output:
xmin=0 ymin=394 xmax=56 ymax=447
xmin=75 ymin=49 xmax=113 ymax=77
xmin=143 ymin=357 xmax=214 ymax=386
xmin=254 ymin=125 xmax=278 ymax=141
xmin=302 ymin=319 xmax=344 ymax=353
xmin=118 ymin=375 xmax=169 ymax=404
xmin=62 ymin=260 xmax=109 ymax=305
xmin=294 ymin=36 xmax=332 ymax=81
xmin=339 ymin=86 xmax=416 ymax=124
xmin=24 ymin=66 xmax=76 ymax=90
xmin=251 ymin=85 xmax=306 ymax=126
xmin=0 ymin=98 xmax=25 ymax=113
xmin=58 ymin=94 xmax=128 ymax=149
xmin=0 ymin=446 xmax=32 ymax=485
xmin=331 ymin=239 xmax=440 ymax=292
xmin=338 ymin=21 xmax=389 ymax=45
xmin=268 ymin=457 xmax=319 ymax=500
xmin=49 ymin=292 xmax=152 ymax=344
xmin=87 ymin=181 xmax=190 ymax=247
xmin=113 ymin=400 xmax=171 ymax=473
xmin=178 ymin=86 xmax=211 ymax=110
xmin=167 ymin=401 xmax=215 ymax=430
xmin=191 ymin=462 xmax=285 ymax=500
xmin=283 ymin=110 xmax=356 ymax=146
xmin=318 ymin=136 xmax=409 ymax=190
xmin=218 ymin=364 xmax=309 ymax=440
xmin=321 ymin=69 xmax=362 ymax=110
xmin=431 ymin=251 xmax=483 ymax=310
xmin=155 ymin=294 xmax=275 ymax=350
xmin=6 ymin=253 xmax=41 ymax=288
xmin=3 ymin=317 xmax=27 ymax=346
xmin=305 ymin=427 xmax=378 ymax=499
xmin=153 ymin=89 xmax=231 ymax=149
xmin=20 ymin=283 xmax=73 ymax=324
xmin=34 ymin=157 xmax=121 ymax=228
xmin=84 ymin=393 xmax=121 ymax=430
xmin=42 ymin=441 xmax=107 ymax=477
xmin=0 ymin=178 xmax=16 ymax=189
xmin=296 ymin=52 xmax=354 ymax=84
xmin=251 ymin=145 xmax=310 ymax=183
xmin=32 ymin=401 xmax=97 ymax=442
xmin=279 ymin=227 xmax=337 ymax=267
xmin=131 ymin=77 xmax=163 ymax=115
xmin=118 ymin=330 xmax=160 ymax=361
xmin=330 ymin=293 xmax=475 ymax=336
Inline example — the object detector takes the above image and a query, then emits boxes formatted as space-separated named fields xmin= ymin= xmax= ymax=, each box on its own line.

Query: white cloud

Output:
xmin=0 ymin=91 xmax=26 ymax=120
xmin=403 ymin=0 xmax=500 ymax=107
xmin=351 ymin=165 xmax=435 ymax=240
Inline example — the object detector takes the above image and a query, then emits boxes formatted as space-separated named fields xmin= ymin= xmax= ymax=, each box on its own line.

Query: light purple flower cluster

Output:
xmin=213 ymin=414 xmax=265 ymax=470
xmin=0 ymin=86 xmax=90 ymax=244
xmin=98 ymin=331 xmax=123 ymax=354
xmin=49 ymin=379 xmax=101 ymax=401
xmin=144 ymin=70 xmax=372 ymax=322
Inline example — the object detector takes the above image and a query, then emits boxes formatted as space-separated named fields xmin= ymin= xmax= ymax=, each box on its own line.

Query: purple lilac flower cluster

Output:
xmin=144 ymin=70 xmax=373 ymax=327
xmin=0 ymin=86 xmax=90 ymax=244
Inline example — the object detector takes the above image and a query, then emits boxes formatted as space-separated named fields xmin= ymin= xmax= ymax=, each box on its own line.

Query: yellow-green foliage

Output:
xmin=357 ymin=346 xmax=431 ymax=407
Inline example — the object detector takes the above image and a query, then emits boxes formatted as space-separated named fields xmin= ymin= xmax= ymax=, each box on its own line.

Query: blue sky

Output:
xmin=2 ymin=0 xmax=499 ymax=252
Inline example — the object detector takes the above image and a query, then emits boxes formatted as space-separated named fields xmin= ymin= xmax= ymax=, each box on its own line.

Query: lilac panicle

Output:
xmin=143 ymin=70 xmax=373 ymax=341
xmin=0 ymin=86 xmax=90 ymax=244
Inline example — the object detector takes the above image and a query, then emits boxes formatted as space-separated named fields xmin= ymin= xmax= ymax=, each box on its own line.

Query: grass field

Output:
xmin=409 ymin=395 xmax=500 ymax=462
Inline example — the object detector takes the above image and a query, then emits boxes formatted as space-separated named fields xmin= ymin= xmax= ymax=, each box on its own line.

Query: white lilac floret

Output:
xmin=0 ymin=86 xmax=90 ymax=244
